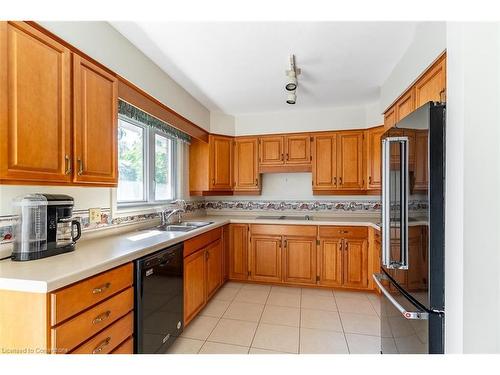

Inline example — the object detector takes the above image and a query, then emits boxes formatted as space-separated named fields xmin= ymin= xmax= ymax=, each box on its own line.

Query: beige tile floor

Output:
xmin=167 ymin=282 xmax=381 ymax=354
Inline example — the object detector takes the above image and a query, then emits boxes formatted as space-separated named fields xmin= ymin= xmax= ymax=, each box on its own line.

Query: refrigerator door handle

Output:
xmin=381 ymin=138 xmax=391 ymax=267
xmin=373 ymin=273 xmax=428 ymax=320
xmin=381 ymin=136 xmax=409 ymax=269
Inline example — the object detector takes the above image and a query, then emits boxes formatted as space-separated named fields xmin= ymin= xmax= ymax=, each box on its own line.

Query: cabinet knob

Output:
xmin=255 ymin=178 xmax=258 ymax=186
xmin=339 ymin=177 xmax=343 ymax=185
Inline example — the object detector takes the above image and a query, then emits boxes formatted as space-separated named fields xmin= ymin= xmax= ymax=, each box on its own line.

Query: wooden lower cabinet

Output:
xmin=0 ymin=263 xmax=134 ymax=354
xmin=283 ymin=237 xmax=317 ymax=284
xmin=250 ymin=235 xmax=282 ymax=282
xmin=229 ymin=224 xmax=249 ymax=280
xmin=342 ymin=238 xmax=368 ymax=288
xmin=206 ymin=239 xmax=223 ymax=299
xmin=318 ymin=227 xmax=369 ymax=289
xmin=318 ymin=238 xmax=343 ymax=287
xmin=183 ymin=249 xmax=207 ymax=324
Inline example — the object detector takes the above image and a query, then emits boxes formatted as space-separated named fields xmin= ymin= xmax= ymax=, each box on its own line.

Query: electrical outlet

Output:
xmin=89 ymin=208 xmax=102 ymax=223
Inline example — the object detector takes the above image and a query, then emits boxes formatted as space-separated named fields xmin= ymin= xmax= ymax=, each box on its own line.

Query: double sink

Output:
xmin=155 ymin=221 xmax=213 ymax=232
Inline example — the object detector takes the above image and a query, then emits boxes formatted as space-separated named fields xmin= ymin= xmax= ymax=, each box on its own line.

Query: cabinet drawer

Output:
xmin=70 ymin=311 xmax=133 ymax=354
xmin=111 ymin=336 xmax=134 ymax=354
xmin=319 ymin=226 xmax=368 ymax=239
xmin=50 ymin=263 xmax=133 ymax=325
xmin=250 ymin=224 xmax=317 ymax=237
xmin=51 ymin=287 xmax=133 ymax=352
xmin=184 ymin=227 xmax=222 ymax=258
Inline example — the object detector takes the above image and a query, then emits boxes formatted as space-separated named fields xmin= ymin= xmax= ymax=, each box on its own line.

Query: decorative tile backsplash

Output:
xmin=1 ymin=199 xmax=427 ymax=244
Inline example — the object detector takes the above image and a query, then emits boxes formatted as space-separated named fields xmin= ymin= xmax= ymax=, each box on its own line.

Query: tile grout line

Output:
xmin=298 ymin=287 xmax=303 ymax=354
xmin=196 ymin=283 xmax=242 ymax=353
xmin=332 ymin=289 xmax=351 ymax=354
xmin=247 ymin=286 xmax=271 ymax=353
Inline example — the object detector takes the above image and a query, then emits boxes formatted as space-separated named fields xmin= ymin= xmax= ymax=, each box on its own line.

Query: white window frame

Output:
xmin=117 ymin=114 xmax=177 ymax=208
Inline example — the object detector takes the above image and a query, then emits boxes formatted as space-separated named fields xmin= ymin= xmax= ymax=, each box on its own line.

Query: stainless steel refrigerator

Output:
xmin=373 ymin=102 xmax=445 ymax=354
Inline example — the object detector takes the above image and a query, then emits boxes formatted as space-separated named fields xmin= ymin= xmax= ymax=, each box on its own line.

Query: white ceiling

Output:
xmin=111 ymin=22 xmax=418 ymax=115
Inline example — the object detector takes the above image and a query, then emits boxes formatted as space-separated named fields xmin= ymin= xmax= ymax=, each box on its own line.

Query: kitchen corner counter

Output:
xmin=0 ymin=214 xmax=381 ymax=293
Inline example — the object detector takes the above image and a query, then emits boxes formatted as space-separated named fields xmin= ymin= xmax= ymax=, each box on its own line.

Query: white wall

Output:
xmin=39 ymin=21 xmax=210 ymax=131
xmin=445 ymin=22 xmax=500 ymax=354
xmin=210 ymin=112 xmax=235 ymax=136
xmin=380 ymin=22 xmax=446 ymax=112
xmin=234 ymin=102 xmax=382 ymax=136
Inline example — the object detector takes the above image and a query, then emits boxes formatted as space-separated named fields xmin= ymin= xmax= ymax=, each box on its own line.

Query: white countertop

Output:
xmin=0 ymin=215 xmax=382 ymax=293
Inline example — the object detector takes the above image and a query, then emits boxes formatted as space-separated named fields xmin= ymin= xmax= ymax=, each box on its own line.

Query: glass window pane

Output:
xmin=154 ymin=134 xmax=173 ymax=201
xmin=117 ymin=119 xmax=145 ymax=202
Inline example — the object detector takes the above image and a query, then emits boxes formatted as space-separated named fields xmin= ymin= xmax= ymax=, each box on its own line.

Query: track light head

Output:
xmin=285 ymin=70 xmax=297 ymax=91
xmin=286 ymin=92 xmax=296 ymax=105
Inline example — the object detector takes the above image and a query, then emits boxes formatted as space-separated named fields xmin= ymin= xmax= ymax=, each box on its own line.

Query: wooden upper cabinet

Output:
xmin=0 ymin=21 xmax=72 ymax=184
xmin=234 ymin=137 xmax=260 ymax=192
xmin=337 ymin=131 xmax=364 ymax=190
xmin=73 ymin=55 xmax=118 ymax=185
xmin=395 ymin=88 xmax=415 ymax=122
xmin=206 ymin=239 xmax=223 ymax=299
xmin=283 ymin=236 xmax=317 ymax=285
xmin=384 ymin=105 xmax=396 ymax=130
xmin=366 ymin=126 xmax=385 ymax=190
xmin=229 ymin=224 xmax=249 ymax=280
xmin=415 ymin=55 xmax=446 ymax=108
xmin=285 ymin=135 xmax=311 ymax=167
xmin=259 ymin=136 xmax=284 ymax=167
xmin=312 ymin=133 xmax=337 ymax=190
xmin=209 ymin=135 xmax=233 ymax=190
xmin=250 ymin=235 xmax=282 ymax=283
xmin=259 ymin=134 xmax=311 ymax=172
xmin=342 ymin=238 xmax=368 ymax=288
xmin=190 ymin=135 xmax=234 ymax=195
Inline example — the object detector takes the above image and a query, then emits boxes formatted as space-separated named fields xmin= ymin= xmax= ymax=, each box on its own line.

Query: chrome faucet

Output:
xmin=160 ymin=199 xmax=187 ymax=225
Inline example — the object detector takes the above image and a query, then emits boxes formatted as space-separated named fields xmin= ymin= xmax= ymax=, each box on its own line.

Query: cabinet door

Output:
xmin=73 ymin=54 xmax=118 ymax=185
xmin=259 ymin=136 xmax=284 ymax=166
xmin=384 ymin=105 xmax=396 ymax=130
xmin=234 ymin=137 xmax=260 ymax=191
xmin=209 ymin=135 xmax=233 ymax=190
xmin=318 ymin=238 xmax=343 ymax=287
xmin=395 ymin=88 xmax=415 ymax=122
xmin=366 ymin=126 xmax=385 ymax=189
xmin=229 ymin=224 xmax=249 ymax=280
xmin=343 ymin=239 xmax=368 ymax=288
xmin=312 ymin=133 xmax=337 ymax=190
xmin=184 ymin=250 xmax=207 ymax=324
xmin=285 ymin=135 xmax=311 ymax=165
xmin=413 ymin=130 xmax=428 ymax=191
xmin=206 ymin=240 xmax=223 ymax=299
xmin=0 ymin=21 xmax=71 ymax=183
xmin=250 ymin=235 xmax=282 ymax=283
xmin=283 ymin=237 xmax=317 ymax=284
xmin=337 ymin=131 xmax=364 ymax=190
xmin=415 ymin=57 xmax=446 ymax=108
xmin=222 ymin=224 xmax=230 ymax=281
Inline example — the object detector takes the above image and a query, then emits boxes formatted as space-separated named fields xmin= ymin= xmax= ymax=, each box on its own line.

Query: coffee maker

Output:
xmin=12 ymin=194 xmax=81 ymax=261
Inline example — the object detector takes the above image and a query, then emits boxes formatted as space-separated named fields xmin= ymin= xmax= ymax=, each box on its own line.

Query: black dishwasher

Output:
xmin=134 ymin=243 xmax=184 ymax=353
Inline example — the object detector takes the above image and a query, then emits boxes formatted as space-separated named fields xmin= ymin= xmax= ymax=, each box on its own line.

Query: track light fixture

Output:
xmin=286 ymin=92 xmax=296 ymax=105
xmin=285 ymin=54 xmax=300 ymax=104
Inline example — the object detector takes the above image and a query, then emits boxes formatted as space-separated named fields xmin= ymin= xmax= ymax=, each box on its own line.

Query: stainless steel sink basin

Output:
xmin=155 ymin=221 xmax=213 ymax=232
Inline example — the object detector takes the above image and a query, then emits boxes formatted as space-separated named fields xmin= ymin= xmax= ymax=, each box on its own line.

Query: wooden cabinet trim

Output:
xmin=184 ymin=227 xmax=222 ymax=258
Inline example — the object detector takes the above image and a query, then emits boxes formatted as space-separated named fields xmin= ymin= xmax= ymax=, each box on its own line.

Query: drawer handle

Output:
xmin=92 ymin=310 xmax=111 ymax=325
xmin=92 ymin=337 xmax=111 ymax=354
xmin=92 ymin=282 xmax=111 ymax=294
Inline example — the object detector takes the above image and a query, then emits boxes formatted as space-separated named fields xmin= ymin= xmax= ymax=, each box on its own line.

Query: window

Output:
xmin=117 ymin=116 xmax=176 ymax=205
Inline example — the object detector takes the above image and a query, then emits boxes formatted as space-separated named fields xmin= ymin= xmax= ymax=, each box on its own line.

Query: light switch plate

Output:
xmin=89 ymin=208 xmax=102 ymax=223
